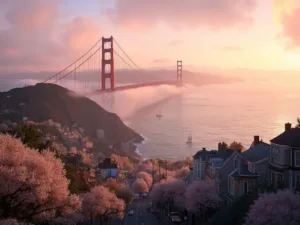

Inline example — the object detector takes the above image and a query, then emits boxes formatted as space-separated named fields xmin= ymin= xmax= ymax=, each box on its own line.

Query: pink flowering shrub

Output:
xmin=111 ymin=154 xmax=134 ymax=171
xmin=244 ymin=189 xmax=300 ymax=225
xmin=82 ymin=185 xmax=125 ymax=223
xmin=185 ymin=181 xmax=220 ymax=217
xmin=136 ymin=171 xmax=153 ymax=188
xmin=0 ymin=134 xmax=81 ymax=223
xmin=104 ymin=177 xmax=120 ymax=192
xmin=132 ymin=178 xmax=149 ymax=193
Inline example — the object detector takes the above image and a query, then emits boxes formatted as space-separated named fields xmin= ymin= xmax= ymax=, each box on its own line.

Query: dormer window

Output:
xmin=248 ymin=162 xmax=255 ymax=173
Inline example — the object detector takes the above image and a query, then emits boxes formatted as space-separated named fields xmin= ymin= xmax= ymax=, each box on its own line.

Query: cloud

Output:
xmin=273 ymin=0 xmax=300 ymax=47
xmin=0 ymin=0 xmax=101 ymax=73
xmin=217 ymin=45 xmax=242 ymax=51
xmin=152 ymin=58 xmax=172 ymax=64
xmin=106 ymin=0 xmax=257 ymax=29
xmin=168 ymin=40 xmax=184 ymax=47
xmin=281 ymin=7 xmax=300 ymax=47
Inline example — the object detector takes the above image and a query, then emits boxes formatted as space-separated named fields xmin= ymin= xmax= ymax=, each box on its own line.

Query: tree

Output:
xmin=136 ymin=171 xmax=153 ymax=189
xmin=65 ymin=164 xmax=90 ymax=194
xmin=185 ymin=181 xmax=220 ymax=220
xmin=6 ymin=124 xmax=53 ymax=152
xmin=296 ymin=118 xmax=300 ymax=128
xmin=82 ymin=185 xmax=125 ymax=225
xmin=104 ymin=178 xmax=120 ymax=192
xmin=163 ymin=180 xmax=188 ymax=211
xmin=0 ymin=219 xmax=31 ymax=225
xmin=244 ymin=190 xmax=300 ymax=225
xmin=132 ymin=178 xmax=149 ymax=193
xmin=0 ymin=134 xmax=81 ymax=223
xmin=110 ymin=154 xmax=134 ymax=171
xmin=229 ymin=141 xmax=244 ymax=151
xmin=175 ymin=167 xmax=190 ymax=179
xmin=116 ymin=186 xmax=134 ymax=204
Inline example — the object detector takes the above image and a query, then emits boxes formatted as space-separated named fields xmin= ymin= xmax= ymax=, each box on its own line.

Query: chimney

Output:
xmin=285 ymin=123 xmax=292 ymax=131
xmin=254 ymin=135 xmax=260 ymax=146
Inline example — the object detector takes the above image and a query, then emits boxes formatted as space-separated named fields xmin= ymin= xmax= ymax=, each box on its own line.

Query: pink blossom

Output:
xmin=185 ymin=181 xmax=220 ymax=216
xmin=111 ymin=154 xmax=134 ymax=171
xmin=136 ymin=171 xmax=153 ymax=188
xmin=104 ymin=178 xmax=120 ymax=192
xmin=132 ymin=178 xmax=149 ymax=193
xmin=175 ymin=166 xmax=190 ymax=179
xmin=0 ymin=134 xmax=80 ymax=222
xmin=82 ymin=185 xmax=125 ymax=221
xmin=0 ymin=123 xmax=8 ymax=132
xmin=135 ymin=161 xmax=154 ymax=174
xmin=244 ymin=189 xmax=300 ymax=225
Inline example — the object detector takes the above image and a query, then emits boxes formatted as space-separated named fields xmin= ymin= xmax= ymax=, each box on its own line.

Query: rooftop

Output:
xmin=229 ymin=164 xmax=259 ymax=178
xmin=241 ymin=142 xmax=270 ymax=162
xmin=194 ymin=148 xmax=235 ymax=162
xmin=270 ymin=128 xmax=300 ymax=147
xmin=98 ymin=158 xmax=118 ymax=169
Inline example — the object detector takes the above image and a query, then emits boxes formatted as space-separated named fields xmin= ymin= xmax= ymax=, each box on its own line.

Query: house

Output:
xmin=192 ymin=147 xmax=236 ymax=198
xmin=226 ymin=136 xmax=270 ymax=202
xmin=97 ymin=158 xmax=119 ymax=180
xmin=268 ymin=123 xmax=300 ymax=191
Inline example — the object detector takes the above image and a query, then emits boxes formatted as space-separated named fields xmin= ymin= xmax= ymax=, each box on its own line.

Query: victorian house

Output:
xmin=226 ymin=136 xmax=270 ymax=202
xmin=268 ymin=123 xmax=300 ymax=191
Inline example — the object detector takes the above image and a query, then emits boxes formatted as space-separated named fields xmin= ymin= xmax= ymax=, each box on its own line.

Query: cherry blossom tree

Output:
xmin=185 ymin=181 xmax=220 ymax=219
xmin=132 ymin=178 xmax=149 ymax=193
xmin=244 ymin=190 xmax=300 ymax=225
xmin=175 ymin=166 xmax=190 ymax=179
xmin=135 ymin=161 xmax=154 ymax=174
xmin=82 ymin=185 xmax=125 ymax=225
xmin=0 ymin=134 xmax=81 ymax=223
xmin=111 ymin=154 xmax=134 ymax=171
xmin=104 ymin=178 xmax=120 ymax=192
xmin=116 ymin=186 xmax=134 ymax=204
xmin=136 ymin=171 xmax=153 ymax=188
xmin=164 ymin=180 xmax=188 ymax=210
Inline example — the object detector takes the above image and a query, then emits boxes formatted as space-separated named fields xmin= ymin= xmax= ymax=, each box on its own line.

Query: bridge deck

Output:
xmin=92 ymin=80 xmax=181 ymax=94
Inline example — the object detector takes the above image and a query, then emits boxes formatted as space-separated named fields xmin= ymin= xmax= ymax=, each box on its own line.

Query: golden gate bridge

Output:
xmin=43 ymin=36 xmax=183 ymax=95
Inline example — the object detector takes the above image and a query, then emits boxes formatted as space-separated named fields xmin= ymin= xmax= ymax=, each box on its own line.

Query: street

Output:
xmin=112 ymin=197 xmax=161 ymax=225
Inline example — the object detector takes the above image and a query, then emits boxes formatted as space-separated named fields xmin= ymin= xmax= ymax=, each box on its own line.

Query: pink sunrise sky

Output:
xmin=0 ymin=0 xmax=299 ymax=75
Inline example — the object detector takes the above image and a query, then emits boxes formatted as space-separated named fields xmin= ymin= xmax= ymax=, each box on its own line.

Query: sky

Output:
xmin=0 ymin=0 xmax=300 ymax=76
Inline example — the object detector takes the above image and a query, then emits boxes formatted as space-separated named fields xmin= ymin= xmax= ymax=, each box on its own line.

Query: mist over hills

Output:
xmin=0 ymin=69 xmax=243 ymax=86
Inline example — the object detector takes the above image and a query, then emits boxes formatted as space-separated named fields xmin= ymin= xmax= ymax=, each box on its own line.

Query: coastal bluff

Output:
xmin=0 ymin=83 xmax=143 ymax=144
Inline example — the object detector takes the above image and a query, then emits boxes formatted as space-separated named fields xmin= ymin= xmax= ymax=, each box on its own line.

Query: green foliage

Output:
xmin=65 ymin=164 xmax=90 ymax=194
xmin=211 ymin=193 xmax=257 ymax=225
xmin=5 ymin=124 xmax=54 ymax=152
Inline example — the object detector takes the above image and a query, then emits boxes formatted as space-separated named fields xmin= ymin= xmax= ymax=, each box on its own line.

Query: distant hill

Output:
xmin=0 ymin=83 xmax=143 ymax=144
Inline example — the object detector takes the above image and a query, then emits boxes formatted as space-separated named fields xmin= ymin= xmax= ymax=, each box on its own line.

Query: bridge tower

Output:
xmin=101 ymin=36 xmax=115 ymax=90
xmin=177 ymin=60 xmax=182 ymax=83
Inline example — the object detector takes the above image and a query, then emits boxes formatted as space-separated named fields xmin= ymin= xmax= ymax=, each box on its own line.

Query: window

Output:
xmin=243 ymin=181 xmax=248 ymax=194
xmin=197 ymin=162 xmax=200 ymax=177
xmin=270 ymin=171 xmax=284 ymax=187
xmin=228 ymin=177 xmax=235 ymax=194
xmin=295 ymin=151 xmax=300 ymax=167
xmin=248 ymin=162 xmax=252 ymax=172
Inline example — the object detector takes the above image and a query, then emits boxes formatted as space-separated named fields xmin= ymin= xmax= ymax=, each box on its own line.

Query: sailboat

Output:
xmin=156 ymin=112 xmax=163 ymax=119
xmin=186 ymin=134 xmax=192 ymax=144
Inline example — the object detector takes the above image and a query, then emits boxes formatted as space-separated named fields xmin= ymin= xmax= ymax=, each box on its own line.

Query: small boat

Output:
xmin=186 ymin=135 xmax=192 ymax=144
xmin=156 ymin=112 xmax=163 ymax=119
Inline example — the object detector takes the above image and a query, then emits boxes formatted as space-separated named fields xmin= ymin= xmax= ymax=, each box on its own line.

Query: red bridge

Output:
xmin=43 ymin=36 xmax=183 ymax=94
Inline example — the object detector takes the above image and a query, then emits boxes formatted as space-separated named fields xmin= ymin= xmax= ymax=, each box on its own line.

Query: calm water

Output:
xmin=1 ymin=78 xmax=299 ymax=160
xmin=126 ymin=82 xmax=300 ymax=160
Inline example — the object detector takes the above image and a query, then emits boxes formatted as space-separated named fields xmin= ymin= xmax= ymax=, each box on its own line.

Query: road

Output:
xmin=112 ymin=197 xmax=161 ymax=225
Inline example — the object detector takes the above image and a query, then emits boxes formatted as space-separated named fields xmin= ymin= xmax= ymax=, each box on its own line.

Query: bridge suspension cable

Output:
xmin=52 ymin=47 xmax=102 ymax=84
xmin=43 ymin=38 xmax=102 ymax=83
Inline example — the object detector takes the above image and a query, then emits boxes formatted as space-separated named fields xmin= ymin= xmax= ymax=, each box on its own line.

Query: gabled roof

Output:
xmin=241 ymin=142 xmax=270 ymax=163
xmin=270 ymin=128 xmax=300 ymax=147
xmin=193 ymin=148 xmax=234 ymax=161
xmin=229 ymin=164 xmax=259 ymax=178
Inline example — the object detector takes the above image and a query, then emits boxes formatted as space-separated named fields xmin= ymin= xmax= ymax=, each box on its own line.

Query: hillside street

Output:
xmin=112 ymin=198 xmax=161 ymax=225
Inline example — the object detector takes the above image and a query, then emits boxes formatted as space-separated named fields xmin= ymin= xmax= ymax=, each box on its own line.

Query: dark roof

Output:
xmin=241 ymin=142 xmax=270 ymax=162
xmin=270 ymin=128 xmax=300 ymax=147
xmin=98 ymin=158 xmax=118 ymax=169
xmin=229 ymin=164 xmax=259 ymax=178
xmin=193 ymin=149 xmax=235 ymax=162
